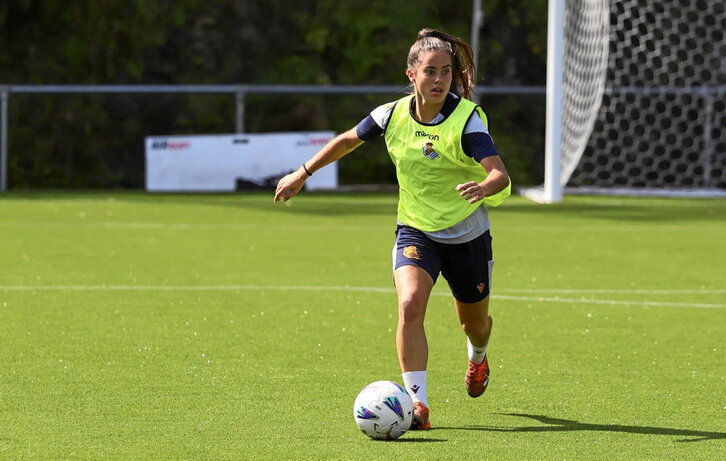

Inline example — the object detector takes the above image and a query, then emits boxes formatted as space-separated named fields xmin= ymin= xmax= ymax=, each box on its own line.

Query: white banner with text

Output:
xmin=145 ymin=132 xmax=336 ymax=192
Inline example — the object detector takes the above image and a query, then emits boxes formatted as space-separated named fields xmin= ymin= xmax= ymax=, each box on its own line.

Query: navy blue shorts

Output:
xmin=393 ymin=225 xmax=493 ymax=303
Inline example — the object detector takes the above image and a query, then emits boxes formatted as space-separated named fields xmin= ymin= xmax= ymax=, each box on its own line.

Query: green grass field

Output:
xmin=0 ymin=191 xmax=724 ymax=459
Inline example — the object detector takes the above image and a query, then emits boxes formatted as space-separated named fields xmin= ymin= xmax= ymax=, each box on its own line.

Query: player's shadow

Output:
xmin=438 ymin=413 xmax=726 ymax=443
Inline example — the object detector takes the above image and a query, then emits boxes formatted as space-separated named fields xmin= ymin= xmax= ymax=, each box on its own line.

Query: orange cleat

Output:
xmin=409 ymin=402 xmax=432 ymax=430
xmin=465 ymin=355 xmax=490 ymax=398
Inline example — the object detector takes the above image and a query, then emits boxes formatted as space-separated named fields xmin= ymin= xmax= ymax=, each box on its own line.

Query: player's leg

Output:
xmin=394 ymin=266 xmax=434 ymax=430
xmin=456 ymin=295 xmax=493 ymax=352
xmin=455 ymin=296 xmax=492 ymax=397
xmin=394 ymin=264 xmax=433 ymax=374
xmin=441 ymin=230 xmax=494 ymax=398
xmin=391 ymin=226 xmax=440 ymax=430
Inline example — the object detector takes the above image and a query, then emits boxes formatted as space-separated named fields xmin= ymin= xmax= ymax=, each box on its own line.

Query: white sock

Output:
xmin=467 ymin=338 xmax=488 ymax=364
xmin=402 ymin=371 xmax=428 ymax=407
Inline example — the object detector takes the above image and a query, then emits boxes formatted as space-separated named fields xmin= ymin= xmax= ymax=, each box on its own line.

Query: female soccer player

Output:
xmin=274 ymin=28 xmax=511 ymax=430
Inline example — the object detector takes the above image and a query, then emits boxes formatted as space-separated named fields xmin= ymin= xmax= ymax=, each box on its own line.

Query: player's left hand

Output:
xmin=455 ymin=181 xmax=486 ymax=204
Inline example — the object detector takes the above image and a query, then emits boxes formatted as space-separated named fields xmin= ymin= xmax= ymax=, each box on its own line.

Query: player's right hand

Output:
xmin=273 ymin=169 xmax=306 ymax=203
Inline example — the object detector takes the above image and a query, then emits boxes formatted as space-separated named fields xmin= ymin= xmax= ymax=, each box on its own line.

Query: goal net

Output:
xmin=526 ymin=0 xmax=726 ymax=202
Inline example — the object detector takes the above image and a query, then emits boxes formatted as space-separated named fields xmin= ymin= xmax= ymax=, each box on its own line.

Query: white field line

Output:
xmin=0 ymin=222 xmax=381 ymax=231
xmin=0 ymin=284 xmax=724 ymax=308
xmin=496 ymin=288 xmax=726 ymax=295
xmin=0 ymin=222 xmax=721 ymax=232
xmin=488 ymin=295 xmax=726 ymax=309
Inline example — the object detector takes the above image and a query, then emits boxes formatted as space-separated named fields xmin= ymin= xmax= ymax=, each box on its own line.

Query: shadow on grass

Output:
xmin=393 ymin=437 xmax=447 ymax=443
xmin=7 ymin=190 xmax=725 ymax=221
xmin=1 ymin=190 xmax=399 ymax=217
xmin=437 ymin=413 xmax=726 ymax=443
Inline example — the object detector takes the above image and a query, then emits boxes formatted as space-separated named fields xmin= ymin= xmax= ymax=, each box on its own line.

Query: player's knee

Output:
xmin=397 ymin=295 xmax=426 ymax=325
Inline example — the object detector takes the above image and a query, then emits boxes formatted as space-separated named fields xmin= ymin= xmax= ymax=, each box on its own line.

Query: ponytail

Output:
xmin=406 ymin=28 xmax=476 ymax=100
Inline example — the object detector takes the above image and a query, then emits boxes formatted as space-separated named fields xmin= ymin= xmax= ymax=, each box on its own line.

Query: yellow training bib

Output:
xmin=384 ymin=95 xmax=510 ymax=232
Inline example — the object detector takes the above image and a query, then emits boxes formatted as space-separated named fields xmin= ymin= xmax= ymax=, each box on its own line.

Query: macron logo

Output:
xmin=415 ymin=130 xmax=439 ymax=141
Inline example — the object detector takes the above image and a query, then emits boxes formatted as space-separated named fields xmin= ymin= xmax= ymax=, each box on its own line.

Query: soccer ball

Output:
xmin=353 ymin=380 xmax=413 ymax=440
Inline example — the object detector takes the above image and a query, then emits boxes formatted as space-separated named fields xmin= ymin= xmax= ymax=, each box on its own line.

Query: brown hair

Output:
xmin=406 ymin=28 xmax=476 ymax=100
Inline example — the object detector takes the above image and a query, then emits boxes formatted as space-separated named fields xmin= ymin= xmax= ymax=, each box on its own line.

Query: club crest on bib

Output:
xmin=421 ymin=142 xmax=439 ymax=159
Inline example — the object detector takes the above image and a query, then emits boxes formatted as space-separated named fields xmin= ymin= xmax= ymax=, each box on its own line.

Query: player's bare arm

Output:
xmin=274 ymin=128 xmax=363 ymax=202
xmin=455 ymin=155 xmax=510 ymax=204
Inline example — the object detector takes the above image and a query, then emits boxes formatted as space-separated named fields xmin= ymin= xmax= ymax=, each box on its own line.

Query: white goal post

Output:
xmin=523 ymin=0 xmax=726 ymax=203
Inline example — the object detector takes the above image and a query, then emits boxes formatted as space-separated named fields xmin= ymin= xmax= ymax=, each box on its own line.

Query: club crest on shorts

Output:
xmin=422 ymin=142 xmax=439 ymax=159
xmin=476 ymin=282 xmax=487 ymax=293
xmin=403 ymin=245 xmax=422 ymax=260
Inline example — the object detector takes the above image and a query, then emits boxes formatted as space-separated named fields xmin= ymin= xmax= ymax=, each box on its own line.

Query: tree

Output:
xmin=0 ymin=0 xmax=549 ymax=187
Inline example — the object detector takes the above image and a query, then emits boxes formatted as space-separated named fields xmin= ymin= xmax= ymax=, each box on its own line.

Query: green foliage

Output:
xmin=0 ymin=0 xmax=549 ymax=188
xmin=480 ymin=0 xmax=549 ymax=85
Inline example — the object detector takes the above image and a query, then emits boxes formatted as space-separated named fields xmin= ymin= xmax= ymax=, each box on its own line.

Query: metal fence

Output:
xmin=0 ymin=84 xmax=545 ymax=191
